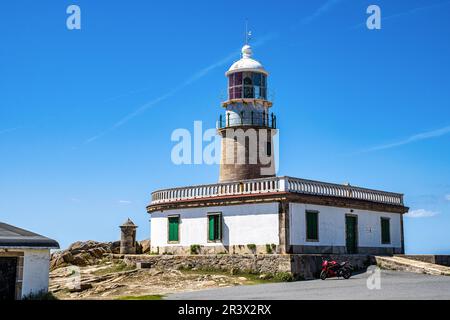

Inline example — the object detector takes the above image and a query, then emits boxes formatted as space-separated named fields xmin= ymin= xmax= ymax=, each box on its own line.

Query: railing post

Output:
xmin=279 ymin=177 xmax=288 ymax=192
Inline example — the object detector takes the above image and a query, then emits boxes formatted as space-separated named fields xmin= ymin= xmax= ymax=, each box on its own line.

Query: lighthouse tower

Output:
xmin=218 ymin=43 xmax=277 ymax=182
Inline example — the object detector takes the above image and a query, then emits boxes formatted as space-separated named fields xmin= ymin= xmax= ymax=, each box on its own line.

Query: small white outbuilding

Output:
xmin=0 ymin=222 xmax=59 ymax=300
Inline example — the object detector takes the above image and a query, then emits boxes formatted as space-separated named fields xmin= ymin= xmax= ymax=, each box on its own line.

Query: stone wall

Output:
xmin=115 ymin=254 xmax=292 ymax=276
xmin=375 ymin=256 xmax=450 ymax=276
xmin=110 ymin=253 xmax=374 ymax=280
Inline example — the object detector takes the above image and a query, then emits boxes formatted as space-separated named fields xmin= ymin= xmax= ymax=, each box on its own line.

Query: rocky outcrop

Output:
xmin=51 ymin=241 xmax=112 ymax=270
xmin=51 ymin=240 xmax=152 ymax=270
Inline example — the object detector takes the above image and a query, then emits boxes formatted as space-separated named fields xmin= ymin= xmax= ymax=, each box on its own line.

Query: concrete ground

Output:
xmin=167 ymin=270 xmax=450 ymax=300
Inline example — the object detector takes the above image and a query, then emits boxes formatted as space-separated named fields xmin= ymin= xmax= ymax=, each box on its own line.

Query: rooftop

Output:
xmin=0 ymin=222 xmax=60 ymax=249
xmin=226 ymin=44 xmax=268 ymax=76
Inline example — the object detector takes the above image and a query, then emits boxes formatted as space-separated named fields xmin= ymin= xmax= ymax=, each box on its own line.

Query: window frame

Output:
xmin=305 ymin=210 xmax=319 ymax=242
xmin=167 ymin=215 xmax=180 ymax=244
xmin=380 ymin=217 xmax=391 ymax=244
xmin=227 ymin=71 xmax=267 ymax=100
xmin=207 ymin=212 xmax=223 ymax=243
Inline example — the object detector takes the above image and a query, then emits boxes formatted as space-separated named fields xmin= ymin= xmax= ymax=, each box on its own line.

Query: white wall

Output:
xmin=21 ymin=249 xmax=51 ymax=298
xmin=151 ymin=202 xmax=279 ymax=247
xmin=289 ymin=203 xmax=402 ymax=248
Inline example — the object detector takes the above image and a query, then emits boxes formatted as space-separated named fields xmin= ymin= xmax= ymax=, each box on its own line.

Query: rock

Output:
xmin=72 ymin=253 xmax=89 ymax=266
xmin=259 ymin=274 xmax=270 ymax=280
xmin=111 ymin=241 xmax=121 ymax=254
xmin=50 ymin=240 xmax=118 ymax=270
xmin=61 ymin=251 xmax=74 ymax=263
xmin=149 ymin=269 xmax=163 ymax=276
xmin=170 ymin=269 xmax=182 ymax=276
xmin=237 ymin=277 xmax=247 ymax=281
xmin=51 ymin=256 xmax=67 ymax=270
xmin=140 ymin=239 xmax=151 ymax=254
xmin=68 ymin=283 xmax=92 ymax=293
xmin=88 ymin=247 xmax=105 ymax=259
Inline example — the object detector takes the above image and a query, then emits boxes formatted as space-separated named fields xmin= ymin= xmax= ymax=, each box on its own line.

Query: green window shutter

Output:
xmin=208 ymin=214 xmax=222 ymax=241
xmin=169 ymin=217 xmax=179 ymax=242
xmin=381 ymin=218 xmax=390 ymax=244
xmin=306 ymin=211 xmax=318 ymax=241
xmin=208 ymin=215 xmax=215 ymax=241
xmin=216 ymin=215 xmax=222 ymax=240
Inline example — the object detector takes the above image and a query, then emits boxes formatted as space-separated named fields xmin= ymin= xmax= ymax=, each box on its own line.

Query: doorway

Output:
xmin=345 ymin=215 xmax=358 ymax=254
xmin=0 ymin=257 xmax=17 ymax=300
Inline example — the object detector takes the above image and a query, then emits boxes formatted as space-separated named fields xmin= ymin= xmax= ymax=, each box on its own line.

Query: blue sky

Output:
xmin=1 ymin=0 xmax=449 ymax=253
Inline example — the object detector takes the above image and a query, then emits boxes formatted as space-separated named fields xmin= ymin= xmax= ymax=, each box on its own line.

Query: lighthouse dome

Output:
xmin=226 ymin=44 xmax=268 ymax=76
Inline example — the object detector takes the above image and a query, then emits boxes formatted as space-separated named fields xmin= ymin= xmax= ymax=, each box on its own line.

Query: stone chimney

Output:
xmin=120 ymin=218 xmax=137 ymax=254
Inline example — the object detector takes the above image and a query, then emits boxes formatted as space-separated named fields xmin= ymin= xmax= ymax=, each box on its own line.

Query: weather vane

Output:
xmin=245 ymin=19 xmax=252 ymax=45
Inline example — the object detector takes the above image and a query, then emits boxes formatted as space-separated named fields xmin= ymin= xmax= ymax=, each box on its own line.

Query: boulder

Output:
xmin=71 ymin=253 xmax=91 ymax=267
xmin=140 ymin=239 xmax=151 ymax=254
xmin=61 ymin=251 xmax=74 ymax=263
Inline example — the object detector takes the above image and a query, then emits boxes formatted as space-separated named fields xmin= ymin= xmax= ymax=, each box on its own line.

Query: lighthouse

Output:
xmin=147 ymin=36 xmax=407 ymax=257
xmin=217 ymin=44 xmax=277 ymax=182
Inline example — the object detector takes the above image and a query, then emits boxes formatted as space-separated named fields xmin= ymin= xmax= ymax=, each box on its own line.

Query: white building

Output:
xmin=0 ymin=222 xmax=59 ymax=300
xmin=147 ymin=42 xmax=408 ymax=256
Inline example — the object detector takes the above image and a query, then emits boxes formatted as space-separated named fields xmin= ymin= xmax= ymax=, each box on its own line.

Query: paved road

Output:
xmin=167 ymin=270 xmax=450 ymax=300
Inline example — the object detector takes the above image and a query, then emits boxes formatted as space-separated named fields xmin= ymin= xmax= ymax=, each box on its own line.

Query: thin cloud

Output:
xmin=405 ymin=209 xmax=438 ymax=218
xmin=359 ymin=125 xmax=450 ymax=153
xmin=84 ymin=32 xmax=279 ymax=144
xmin=0 ymin=127 xmax=20 ymax=135
xmin=350 ymin=0 xmax=450 ymax=29
xmin=118 ymin=200 xmax=132 ymax=204
xmin=302 ymin=0 xmax=343 ymax=25
xmin=445 ymin=194 xmax=450 ymax=201
xmin=383 ymin=0 xmax=450 ymax=22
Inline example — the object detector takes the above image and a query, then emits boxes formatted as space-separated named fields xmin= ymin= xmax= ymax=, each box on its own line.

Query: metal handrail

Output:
xmin=217 ymin=114 xmax=277 ymax=129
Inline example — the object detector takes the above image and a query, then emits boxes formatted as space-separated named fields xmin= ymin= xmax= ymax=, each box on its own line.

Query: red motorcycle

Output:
xmin=320 ymin=258 xmax=353 ymax=280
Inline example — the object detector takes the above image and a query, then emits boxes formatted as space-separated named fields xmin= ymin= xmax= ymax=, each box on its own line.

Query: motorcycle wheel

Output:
xmin=320 ymin=270 xmax=327 ymax=280
xmin=343 ymin=269 xmax=352 ymax=279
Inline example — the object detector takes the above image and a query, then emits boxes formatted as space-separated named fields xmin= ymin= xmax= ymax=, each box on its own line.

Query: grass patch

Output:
xmin=117 ymin=294 xmax=165 ymax=300
xmin=22 ymin=291 xmax=58 ymax=300
xmin=93 ymin=261 xmax=136 ymax=276
xmin=190 ymin=244 xmax=201 ymax=255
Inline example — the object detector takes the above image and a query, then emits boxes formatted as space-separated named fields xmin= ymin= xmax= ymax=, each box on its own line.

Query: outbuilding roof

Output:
xmin=0 ymin=222 xmax=60 ymax=249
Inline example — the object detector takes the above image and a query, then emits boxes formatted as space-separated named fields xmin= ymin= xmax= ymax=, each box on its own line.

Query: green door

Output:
xmin=345 ymin=216 xmax=358 ymax=254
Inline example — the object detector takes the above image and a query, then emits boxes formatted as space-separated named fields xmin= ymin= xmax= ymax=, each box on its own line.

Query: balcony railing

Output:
xmin=217 ymin=113 xmax=277 ymax=129
xmin=150 ymin=176 xmax=404 ymax=206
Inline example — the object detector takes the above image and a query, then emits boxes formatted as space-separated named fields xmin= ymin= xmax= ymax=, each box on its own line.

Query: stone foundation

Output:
xmin=110 ymin=253 xmax=374 ymax=280
xmin=291 ymin=245 xmax=402 ymax=255
xmin=151 ymin=244 xmax=400 ymax=256
xmin=150 ymin=244 xmax=278 ymax=255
